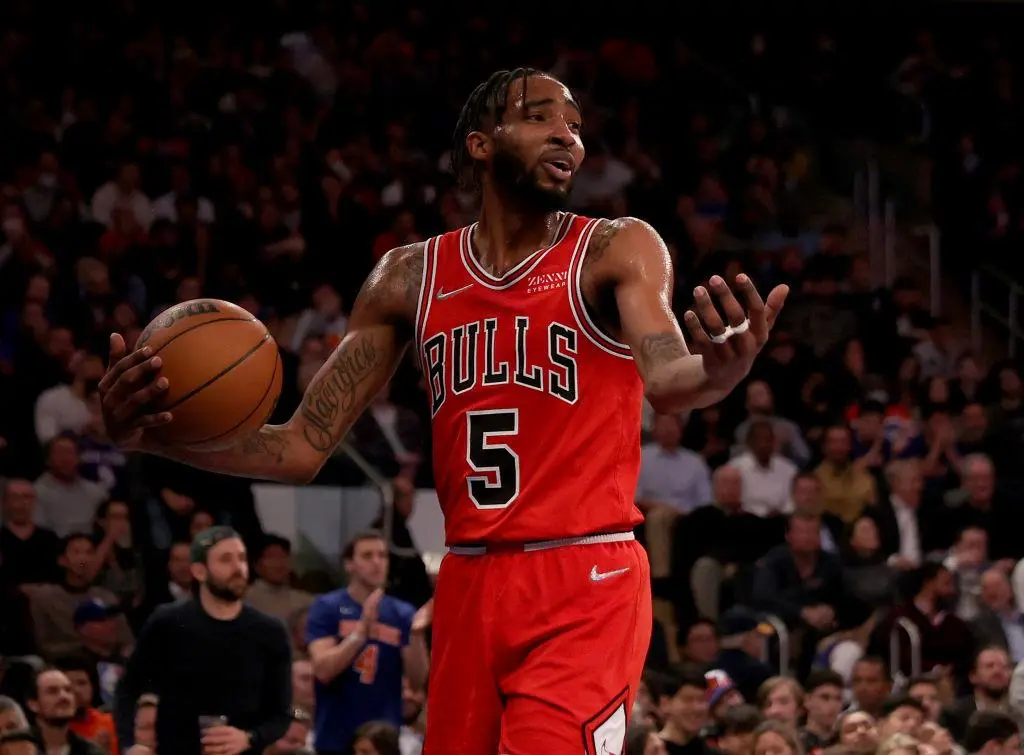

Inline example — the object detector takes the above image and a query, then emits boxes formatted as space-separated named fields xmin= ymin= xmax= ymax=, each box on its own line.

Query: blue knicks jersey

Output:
xmin=305 ymin=588 xmax=414 ymax=751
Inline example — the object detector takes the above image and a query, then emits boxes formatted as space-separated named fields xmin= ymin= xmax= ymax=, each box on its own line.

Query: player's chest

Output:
xmin=419 ymin=300 xmax=582 ymax=417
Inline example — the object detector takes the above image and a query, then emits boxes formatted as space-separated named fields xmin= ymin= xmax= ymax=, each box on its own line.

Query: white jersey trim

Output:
xmin=567 ymin=219 xmax=634 ymax=360
xmin=414 ymin=236 xmax=440 ymax=370
xmin=459 ymin=213 xmax=574 ymax=291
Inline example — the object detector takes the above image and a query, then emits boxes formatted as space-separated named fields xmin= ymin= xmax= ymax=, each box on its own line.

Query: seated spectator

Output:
xmin=815 ymin=426 xmax=878 ymax=525
xmin=800 ymin=669 xmax=844 ymax=752
xmin=755 ymin=677 xmax=803 ymax=730
xmin=686 ymin=467 xmax=774 ymax=620
xmin=33 ymin=435 xmax=108 ymax=539
xmin=834 ymin=710 xmax=879 ymax=754
xmin=0 ymin=698 xmax=28 ymax=734
xmin=351 ymin=721 xmax=400 ymax=755
xmin=70 ymin=601 xmax=130 ymax=706
xmin=752 ymin=511 xmax=846 ymax=676
xmin=716 ymin=705 xmax=763 ymax=755
xmin=55 ymin=656 xmax=117 ymax=753
xmin=728 ymin=421 xmax=797 ymax=518
xmin=947 ymin=528 xmax=991 ymax=622
xmin=245 ymin=536 xmax=315 ymax=625
xmin=872 ymin=562 xmax=974 ymax=681
xmin=877 ymin=695 xmax=926 ymax=740
xmin=870 ymin=460 xmax=944 ymax=572
xmin=732 ymin=381 xmax=811 ymax=467
xmin=33 ymin=355 xmax=103 ymax=445
xmin=712 ymin=609 xmax=773 ymax=703
xmin=680 ymin=619 xmax=720 ymax=669
xmin=961 ymin=710 xmax=1019 ymax=755
xmin=842 ymin=517 xmax=898 ymax=609
xmin=906 ymin=675 xmax=945 ymax=723
xmin=654 ymin=665 xmax=717 ymax=755
xmin=0 ymin=479 xmax=61 ymax=587
xmin=749 ymin=720 xmax=803 ymax=755
xmin=23 ymin=535 xmax=134 ymax=660
xmin=790 ymin=473 xmax=844 ymax=555
xmin=970 ymin=570 xmax=1024 ymax=661
xmin=90 ymin=501 xmax=143 ymax=613
xmin=131 ymin=695 xmax=157 ymax=753
xmin=850 ymin=657 xmax=893 ymax=719
xmin=940 ymin=646 xmax=1012 ymax=744
xmin=24 ymin=667 xmax=104 ymax=755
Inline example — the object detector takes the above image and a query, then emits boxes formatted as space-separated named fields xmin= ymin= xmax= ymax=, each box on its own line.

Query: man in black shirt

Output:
xmin=0 ymin=478 xmax=61 ymax=586
xmin=114 ymin=526 xmax=292 ymax=755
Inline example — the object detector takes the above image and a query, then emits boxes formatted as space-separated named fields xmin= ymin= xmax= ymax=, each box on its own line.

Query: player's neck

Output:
xmin=474 ymin=191 xmax=561 ymax=276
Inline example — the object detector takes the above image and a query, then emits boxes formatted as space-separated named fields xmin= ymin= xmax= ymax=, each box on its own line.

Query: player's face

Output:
xmin=195 ymin=537 xmax=249 ymax=601
xmin=346 ymin=538 xmax=389 ymax=589
xmin=488 ymin=75 xmax=584 ymax=211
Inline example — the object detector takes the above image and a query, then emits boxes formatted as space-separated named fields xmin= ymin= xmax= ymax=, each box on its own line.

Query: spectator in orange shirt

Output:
xmin=56 ymin=656 xmax=118 ymax=755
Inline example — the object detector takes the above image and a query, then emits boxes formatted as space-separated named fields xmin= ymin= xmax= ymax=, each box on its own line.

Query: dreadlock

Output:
xmin=450 ymin=67 xmax=544 ymax=191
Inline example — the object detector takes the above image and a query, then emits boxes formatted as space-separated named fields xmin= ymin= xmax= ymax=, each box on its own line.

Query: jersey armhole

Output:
xmin=414 ymin=236 xmax=440 ymax=369
xmin=566 ymin=219 xmax=634 ymax=360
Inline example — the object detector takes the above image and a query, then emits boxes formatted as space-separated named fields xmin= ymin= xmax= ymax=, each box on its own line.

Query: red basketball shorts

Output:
xmin=422 ymin=536 xmax=652 ymax=755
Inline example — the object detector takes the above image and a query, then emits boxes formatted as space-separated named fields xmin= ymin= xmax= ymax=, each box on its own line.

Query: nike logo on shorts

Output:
xmin=436 ymin=283 xmax=473 ymax=300
xmin=590 ymin=565 xmax=631 ymax=582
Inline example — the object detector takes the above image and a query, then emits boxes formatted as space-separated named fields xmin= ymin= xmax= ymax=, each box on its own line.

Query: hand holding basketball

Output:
xmin=99 ymin=333 xmax=171 ymax=449
xmin=682 ymin=274 xmax=788 ymax=391
xmin=100 ymin=299 xmax=283 ymax=451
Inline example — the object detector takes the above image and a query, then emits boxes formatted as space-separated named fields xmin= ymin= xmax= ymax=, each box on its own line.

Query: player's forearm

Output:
xmin=143 ymin=424 xmax=320 ymax=485
xmin=312 ymin=634 xmax=367 ymax=684
xmin=645 ymin=354 xmax=723 ymax=412
xmin=404 ymin=632 xmax=430 ymax=691
xmin=141 ymin=329 xmax=395 ymax=484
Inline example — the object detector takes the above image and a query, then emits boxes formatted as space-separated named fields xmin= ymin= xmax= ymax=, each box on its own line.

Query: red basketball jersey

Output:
xmin=415 ymin=214 xmax=644 ymax=544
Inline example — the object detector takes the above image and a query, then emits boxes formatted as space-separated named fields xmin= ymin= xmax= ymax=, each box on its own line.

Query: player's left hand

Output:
xmin=200 ymin=725 xmax=250 ymax=755
xmin=412 ymin=599 xmax=434 ymax=633
xmin=683 ymin=274 xmax=788 ymax=393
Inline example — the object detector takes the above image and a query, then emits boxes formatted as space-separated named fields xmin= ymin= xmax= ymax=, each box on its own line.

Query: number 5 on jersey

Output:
xmin=466 ymin=409 xmax=521 ymax=509
xmin=354 ymin=645 xmax=378 ymax=684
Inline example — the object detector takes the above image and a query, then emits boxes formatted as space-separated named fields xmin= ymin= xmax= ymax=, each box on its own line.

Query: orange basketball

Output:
xmin=137 ymin=299 xmax=282 ymax=449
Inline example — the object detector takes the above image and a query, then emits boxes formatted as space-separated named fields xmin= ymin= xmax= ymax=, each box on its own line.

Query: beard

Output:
xmin=206 ymin=574 xmax=247 ymax=602
xmin=491 ymin=144 xmax=570 ymax=212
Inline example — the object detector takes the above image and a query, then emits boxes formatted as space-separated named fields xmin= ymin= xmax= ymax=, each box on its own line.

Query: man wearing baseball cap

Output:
xmin=114 ymin=526 xmax=292 ymax=755
xmin=72 ymin=599 xmax=129 ymax=707
xmin=713 ymin=607 xmax=775 ymax=702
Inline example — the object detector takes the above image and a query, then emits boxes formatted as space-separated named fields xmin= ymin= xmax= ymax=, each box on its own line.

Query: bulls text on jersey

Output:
xmin=422 ymin=315 xmax=580 ymax=415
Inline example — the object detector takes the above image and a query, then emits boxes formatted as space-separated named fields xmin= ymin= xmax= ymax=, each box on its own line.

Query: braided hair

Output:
xmin=450 ymin=67 xmax=544 ymax=190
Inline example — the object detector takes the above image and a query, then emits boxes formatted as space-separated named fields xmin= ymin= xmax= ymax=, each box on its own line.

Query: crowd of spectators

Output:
xmin=1 ymin=2 xmax=1024 ymax=755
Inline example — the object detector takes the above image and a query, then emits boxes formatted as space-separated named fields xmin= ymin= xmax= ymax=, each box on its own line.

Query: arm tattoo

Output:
xmin=639 ymin=332 xmax=688 ymax=370
xmin=296 ymin=243 xmax=423 ymax=453
xmin=299 ymin=333 xmax=381 ymax=452
xmin=585 ymin=218 xmax=630 ymax=267
xmin=239 ymin=426 xmax=291 ymax=463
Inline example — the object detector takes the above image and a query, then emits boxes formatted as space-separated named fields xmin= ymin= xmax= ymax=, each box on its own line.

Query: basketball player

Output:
xmin=99 ymin=68 xmax=788 ymax=754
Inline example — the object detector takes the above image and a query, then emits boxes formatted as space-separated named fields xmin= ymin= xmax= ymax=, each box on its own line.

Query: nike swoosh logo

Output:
xmin=436 ymin=283 xmax=473 ymax=300
xmin=590 ymin=565 xmax=631 ymax=582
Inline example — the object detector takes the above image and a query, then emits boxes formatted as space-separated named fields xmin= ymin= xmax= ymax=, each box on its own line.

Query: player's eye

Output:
xmin=569 ymin=121 xmax=582 ymax=132
xmin=526 ymin=112 xmax=544 ymax=122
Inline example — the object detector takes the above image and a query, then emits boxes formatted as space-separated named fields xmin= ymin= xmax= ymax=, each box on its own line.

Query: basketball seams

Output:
xmin=147 ymin=315 xmax=256 ymax=354
xmin=162 ymin=333 xmax=271 ymax=411
xmin=182 ymin=349 xmax=281 ymax=447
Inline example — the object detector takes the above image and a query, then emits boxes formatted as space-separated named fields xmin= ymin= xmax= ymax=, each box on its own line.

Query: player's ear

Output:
xmin=465 ymin=130 xmax=491 ymax=161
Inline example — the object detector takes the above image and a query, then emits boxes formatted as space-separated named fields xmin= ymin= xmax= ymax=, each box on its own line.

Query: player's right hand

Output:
xmin=98 ymin=333 xmax=172 ymax=449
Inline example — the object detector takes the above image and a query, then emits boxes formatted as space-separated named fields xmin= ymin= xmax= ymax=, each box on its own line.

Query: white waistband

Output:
xmin=448 ymin=531 xmax=635 ymax=556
